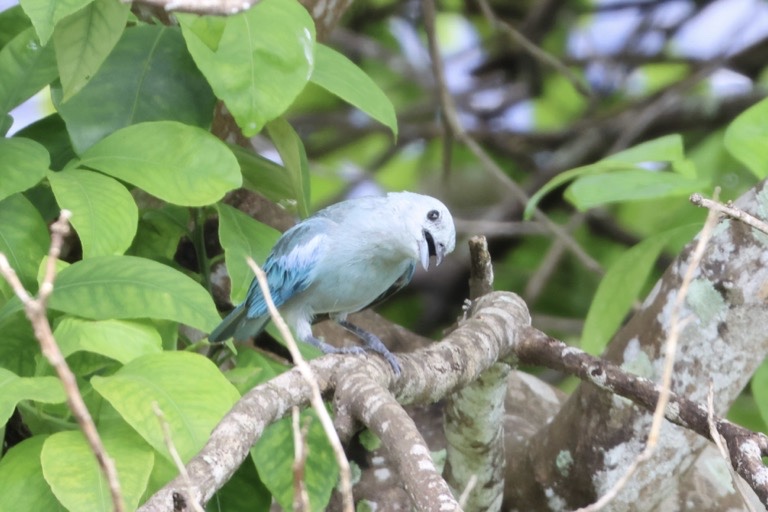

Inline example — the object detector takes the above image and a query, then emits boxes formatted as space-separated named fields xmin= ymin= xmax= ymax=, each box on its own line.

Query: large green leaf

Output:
xmin=127 ymin=206 xmax=189 ymax=261
xmin=78 ymin=121 xmax=241 ymax=206
xmin=178 ymin=0 xmax=315 ymax=136
xmin=0 ymin=367 xmax=65 ymax=425
xmin=266 ymin=117 xmax=311 ymax=218
xmin=0 ymin=436 xmax=62 ymax=512
xmin=53 ymin=0 xmax=130 ymax=101
xmin=0 ymin=26 xmax=58 ymax=119
xmin=54 ymin=317 xmax=162 ymax=363
xmin=0 ymin=311 xmax=38 ymax=376
xmin=15 ymin=114 xmax=77 ymax=171
xmin=564 ymin=170 xmax=705 ymax=210
xmin=524 ymin=135 xmax=687 ymax=218
xmin=231 ymin=144 xmax=296 ymax=205
xmin=0 ymin=6 xmax=32 ymax=49
xmin=19 ymin=0 xmax=92 ymax=45
xmin=311 ymin=44 xmax=397 ymax=138
xmin=581 ymin=224 xmax=698 ymax=355
xmin=54 ymin=25 xmax=215 ymax=153
xmin=48 ymin=255 xmax=221 ymax=331
xmin=41 ymin=427 xmax=154 ymax=512
xmin=209 ymin=457 xmax=271 ymax=511
xmin=217 ymin=204 xmax=281 ymax=304
xmin=0 ymin=194 xmax=50 ymax=299
xmin=724 ymin=97 xmax=768 ymax=179
xmin=48 ymin=168 xmax=138 ymax=258
xmin=252 ymin=410 xmax=338 ymax=512
xmin=0 ymin=137 xmax=49 ymax=202
xmin=91 ymin=352 xmax=240 ymax=462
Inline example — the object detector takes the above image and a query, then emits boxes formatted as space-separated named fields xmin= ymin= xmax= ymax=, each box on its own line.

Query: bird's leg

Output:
xmin=302 ymin=335 xmax=368 ymax=356
xmin=337 ymin=320 xmax=401 ymax=375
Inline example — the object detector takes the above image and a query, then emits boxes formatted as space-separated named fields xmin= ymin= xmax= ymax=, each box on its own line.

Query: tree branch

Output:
xmin=511 ymin=180 xmax=768 ymax=509
xmin=443 ymin=236 xmax=511 ymax=511
xmin=139 ymin=291 xmax=531 ymax=511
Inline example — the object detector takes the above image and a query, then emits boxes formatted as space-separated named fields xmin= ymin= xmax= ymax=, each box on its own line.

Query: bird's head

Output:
xmin=390 ymin=192 xmax=456 ymax=270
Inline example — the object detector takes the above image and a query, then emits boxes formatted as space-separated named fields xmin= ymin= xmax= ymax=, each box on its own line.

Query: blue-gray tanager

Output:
xmin=209 ymin=191 xmax=456 ymax=374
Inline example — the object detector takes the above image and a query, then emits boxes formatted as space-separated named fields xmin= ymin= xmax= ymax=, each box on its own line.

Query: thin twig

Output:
xmin=457 ymin=474 xmax=478 ymax=509
xmin=475 ymin=0 xmax=593 ymax=99
xmin=0 ymin=210 xmax=125 ymax=512
xmin=577 ymin=189 xmax=721 ymax=511
xmin=707 ymin=383 xmax=758 ymax=512
xmin=691 ymin=193 xmax=768 ymax=235
xmin=152 ymin=403 xmax=204 ymax=512
xmin=524 ymin=212 xmax=585 ymax=302
xmin=291 ymin=406 xmax=311 ymax=511
xmin=420 ymin=0 xmax=603 ymax=275
xmin=246 ymin=257 xmax=354 ymax=512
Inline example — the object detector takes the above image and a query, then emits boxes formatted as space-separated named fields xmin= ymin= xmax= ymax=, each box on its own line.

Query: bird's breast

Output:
xmin=300 ymin=255 xmax=412 ymax=315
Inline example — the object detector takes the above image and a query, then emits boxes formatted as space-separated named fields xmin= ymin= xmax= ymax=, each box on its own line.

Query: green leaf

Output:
xmin=252 ymin=410 xmax=338 ymax=512
xmin=0 ymin=5 xmax=32 ymax=49
xmin=54 ymin=317 xmax=162 ymax=363
xmin=524 ymin=135 xmax=686 ymax=219
xmin=19 ymin=0 xmax=91 ymax=46
xmin=53 ymin=0 xmax=130 ymax=101
xmin=127 ymin=205 xmax=189 ymax=261
xmin=724 ymin=97 xmax=768 ymax=179
xmin=54 ymin=25 xmax=215 ymax=153
xmin=78 ymin=121 xmax=241 ymax=206
xmin=48 ymin=168 xmax=138 ymax=258
xmin=564 ymin=170 xmax=705 ymax=210
xmin=266 ymin=117 xmax=310 ymax=218
xmin=0 ymin=368 xmax=66 ymax=425
xmin=0 ymin=137 xmax=49 ymax=202
xmin=581 ymin=224 xmax=698 ymax=354
xmin=209 ymin=457 xmax=271 ymax=512
xmin=14 ymin=114 xmax=77 ymax=171
xmin=41 ymin=427 xmax=153 ymax=512
xmin=311 ymin=44 xmax=397 ymax=138
xmin=48 ymin=255 xmax=221 ymax=331
xmin=607 ymin=134 xmax=684 ymax=164
xmin=217 ymin=204 xmax=281 ymax=304
xmin=0 ymin=312 xmax=38 ymax=376
xmin=752 ymin=359 xmax=768 ymax=428
xmin=231 ymin=144 xmax=296 ymax=204
xmin=0 ymin=436 xmax=62 ymax=512
xmin=0 ymin=194 xmax=50 ymax=299
xmin=0 ymin=26 xmax=58 ymax=119
xmin=91 ymin=352 xmax=240 ymax=462
xmin=178 ymin=0 xmax=315 ymax=136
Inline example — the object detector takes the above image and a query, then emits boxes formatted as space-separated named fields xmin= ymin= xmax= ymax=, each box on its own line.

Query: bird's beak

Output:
xmin=419 ymin=230 xmax=444 ymax=270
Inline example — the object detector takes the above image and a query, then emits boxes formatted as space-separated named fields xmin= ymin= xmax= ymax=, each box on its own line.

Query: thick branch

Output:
xmin=140 ymin=291 xmax=531 ymax=511
xmin=336 ymin=372 xmax=460 ymax=511
xmin=443 ymin=236 xmax=511 ymax=511
xmin=517 ymin=327 xmax=768 ymax=507
xmin=512 ymin=180 xmax=768 ymax=509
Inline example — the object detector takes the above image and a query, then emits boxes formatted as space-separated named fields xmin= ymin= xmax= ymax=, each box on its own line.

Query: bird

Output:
xmin=209 ymin=191 xmax=456 ymax=374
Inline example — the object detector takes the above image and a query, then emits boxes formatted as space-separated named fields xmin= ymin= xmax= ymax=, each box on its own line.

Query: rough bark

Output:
xmin=508 ymin=181 xmax=768 ymax=510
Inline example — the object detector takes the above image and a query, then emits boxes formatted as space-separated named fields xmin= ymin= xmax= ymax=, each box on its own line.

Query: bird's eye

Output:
xmin=427 ymin=209 xmax=440 ymax=221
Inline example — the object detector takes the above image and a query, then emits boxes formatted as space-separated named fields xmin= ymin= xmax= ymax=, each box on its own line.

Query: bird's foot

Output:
xmin=337 ymin=320 xmax=402 ymax=375
xmin=303 ymin=336 xmax=368 ymax=356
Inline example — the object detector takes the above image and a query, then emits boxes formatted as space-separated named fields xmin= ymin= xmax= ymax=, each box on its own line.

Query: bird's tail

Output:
xmin=209 ymin=303 xmax=246 ymax=342
xmin=209 ymin=303 xmax=271 ymax=342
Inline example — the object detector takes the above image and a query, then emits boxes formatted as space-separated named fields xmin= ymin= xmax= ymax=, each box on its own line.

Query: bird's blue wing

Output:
xmin=244 ymin=217 xmax=332 ymax=319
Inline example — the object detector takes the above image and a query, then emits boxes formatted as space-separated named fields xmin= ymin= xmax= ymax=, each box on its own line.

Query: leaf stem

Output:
xmin=192 ymin=207 xmax=211 ymax=292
